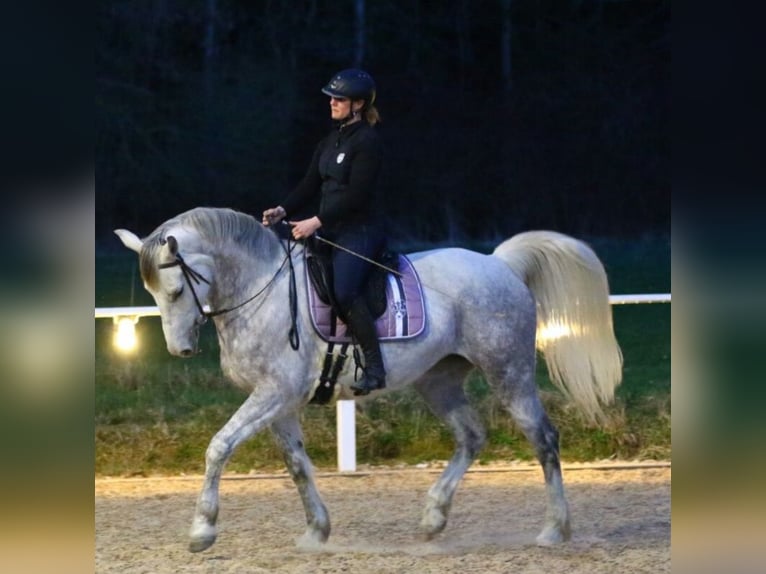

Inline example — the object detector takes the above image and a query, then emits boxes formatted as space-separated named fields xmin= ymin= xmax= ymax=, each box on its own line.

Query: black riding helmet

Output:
xmin=322 ymin=69 xmax=376 ymax=105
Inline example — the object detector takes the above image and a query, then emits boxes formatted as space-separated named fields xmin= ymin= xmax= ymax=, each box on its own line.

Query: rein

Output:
xmin=291 ymin=224 xmax=455 ymax=301
xmin=158 ymin=237 xmax=301 ymax=350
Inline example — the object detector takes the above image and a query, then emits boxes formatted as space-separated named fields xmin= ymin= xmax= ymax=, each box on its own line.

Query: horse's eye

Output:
xmin=170 ymin=286 xmax=184 ymax=301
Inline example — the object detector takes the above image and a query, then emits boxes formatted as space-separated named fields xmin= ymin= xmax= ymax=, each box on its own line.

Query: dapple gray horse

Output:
xmin=115 ymin=206 xmax=622 ymax=553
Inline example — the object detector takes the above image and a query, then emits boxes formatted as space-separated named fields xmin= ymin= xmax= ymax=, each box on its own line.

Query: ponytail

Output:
xmin=365 ymin=105 xmax=381 ymax=126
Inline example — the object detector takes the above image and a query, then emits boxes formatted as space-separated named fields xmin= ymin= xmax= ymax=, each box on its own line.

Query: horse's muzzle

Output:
xmin=175 ymin=321 xmax=204 ymax=357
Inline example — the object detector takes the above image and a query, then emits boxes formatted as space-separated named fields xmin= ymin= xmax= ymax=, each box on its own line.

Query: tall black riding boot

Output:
xmin=344 ymin=298 xmax=386 ymax=396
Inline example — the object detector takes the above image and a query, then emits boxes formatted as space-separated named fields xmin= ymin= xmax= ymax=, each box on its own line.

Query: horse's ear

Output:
xmin=114 ymin=229 xmax=143 ymax=254
xmin=166 ymin=235 xmax=178 ymax=255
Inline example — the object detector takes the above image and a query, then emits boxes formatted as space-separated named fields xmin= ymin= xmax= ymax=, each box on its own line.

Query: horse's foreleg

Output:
xmin=414 ymin=360 xmax=485 ymax=540
xmin=270 ymin=414 xmax=331 ymax=547
xmin=189 ymin=392 xmax=283 ymax=553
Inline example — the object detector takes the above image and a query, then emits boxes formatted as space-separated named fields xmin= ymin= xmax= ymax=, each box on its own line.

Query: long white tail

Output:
xmin=493 ymin=231 xmax=623 ymax=422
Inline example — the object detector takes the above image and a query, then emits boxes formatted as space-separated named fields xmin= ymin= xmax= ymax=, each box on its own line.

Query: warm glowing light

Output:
xmin=536 ymin=321 xmax=574 ymax=349
xmin=114 ymin=316 xmax=138 ymax=352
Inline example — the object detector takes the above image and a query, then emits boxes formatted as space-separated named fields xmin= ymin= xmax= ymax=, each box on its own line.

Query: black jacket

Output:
xmin=281 ymin=121 xmax=382 ymax=234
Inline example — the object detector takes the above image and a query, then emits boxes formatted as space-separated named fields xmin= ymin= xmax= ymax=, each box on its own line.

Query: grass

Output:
xmin=95 ymin=235 xmax=670 ymax=476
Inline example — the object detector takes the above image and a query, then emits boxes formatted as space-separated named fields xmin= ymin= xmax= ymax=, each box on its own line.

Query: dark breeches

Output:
xmin=329 ymin=225 xmax=385 ymax=312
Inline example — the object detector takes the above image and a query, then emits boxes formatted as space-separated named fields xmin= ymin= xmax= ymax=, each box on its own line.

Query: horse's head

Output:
xmin=114 ymin=227 xmax=214 ymax=357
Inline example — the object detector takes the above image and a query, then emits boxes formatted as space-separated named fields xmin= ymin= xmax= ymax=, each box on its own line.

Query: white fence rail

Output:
xmin=94 ymin=293 xmax=670 ymax=320
xmin=96 ymin=293 xmax=670 ymax=472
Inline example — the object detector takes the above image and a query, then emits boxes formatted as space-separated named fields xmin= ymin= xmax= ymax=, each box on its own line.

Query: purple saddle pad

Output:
xmin=307 ymin=254 xmax=426 ymax=343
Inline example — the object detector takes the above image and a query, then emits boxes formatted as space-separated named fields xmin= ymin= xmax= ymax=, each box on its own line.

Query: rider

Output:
xmin=262 ymin=68 xmax=387 ymax=396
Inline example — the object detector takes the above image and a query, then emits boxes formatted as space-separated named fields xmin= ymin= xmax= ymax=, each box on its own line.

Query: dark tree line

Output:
xmin=96 ymin=0 xmax=669 ymax=244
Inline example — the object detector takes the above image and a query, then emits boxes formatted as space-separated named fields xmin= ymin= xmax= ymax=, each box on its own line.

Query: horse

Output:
xmin=114 ymin=206 xmax=623 ymax=553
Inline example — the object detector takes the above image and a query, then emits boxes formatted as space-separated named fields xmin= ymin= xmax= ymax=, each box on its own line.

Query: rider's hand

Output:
xmin=262 ymin=206 xmax=286 ymax=227
xmin=289 ymin=216 xmax=322 ymax=240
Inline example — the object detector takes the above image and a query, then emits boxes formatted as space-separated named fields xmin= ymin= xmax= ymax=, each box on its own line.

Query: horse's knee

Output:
xmin=517 ymin=414 xmax=559 ymax=462
xmin=471 ymin=425 xmax=487 ymax=455
xmin=543 ymin=418 xmax=559 ymax=446
xmin=459 ymin=427 xmax=485 ymax=461
xmin=536 ymin=419 xmax=560 ymax=462
xmin=278 ymin=437 xmax=314 ymax=488
xmin=449 ymin=406 xmax=486 ymax=457
xmin=206 ymin=436 xmax=232 ymax=466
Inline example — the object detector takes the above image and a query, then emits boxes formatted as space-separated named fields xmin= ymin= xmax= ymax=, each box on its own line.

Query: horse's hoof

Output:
xmin=419 ymin=509 xmax=447 ymax=541
xmin=535 ymin=523 xmax=571 ymax=546
xmin=296 ymin=528 xmax=329 ymax=549
xmin=418 ymin=529 xmax=440 ymax=542
xmin=188 ymin=535 xmax=217 ymax=553
xmin=189 ymin=522 xmax=218 ymax=552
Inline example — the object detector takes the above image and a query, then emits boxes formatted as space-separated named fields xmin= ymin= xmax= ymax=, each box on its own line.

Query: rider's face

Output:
xmin=329 ymin=96 xmax=352 ymax=120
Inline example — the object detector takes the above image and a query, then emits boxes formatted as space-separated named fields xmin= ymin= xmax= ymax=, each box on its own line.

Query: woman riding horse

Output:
xmin=262 ymin=68 xmax=387 ymax=396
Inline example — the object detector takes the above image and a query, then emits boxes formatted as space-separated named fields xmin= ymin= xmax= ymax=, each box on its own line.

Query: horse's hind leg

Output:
xmin=270 ymin=414 xmax=331 ymax=547
xmin=518 ymin=400 xmax=571 ymax=545
xmin=413 ymin=356 xmax=486 ymax=540
xmin=487 ymin=366 xmax=572 ymax=545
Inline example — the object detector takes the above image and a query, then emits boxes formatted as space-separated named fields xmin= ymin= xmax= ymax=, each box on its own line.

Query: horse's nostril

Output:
xmin=180 ymin=349 xmax=194 ymax=358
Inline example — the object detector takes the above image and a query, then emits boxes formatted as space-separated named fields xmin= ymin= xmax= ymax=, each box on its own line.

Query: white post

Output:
xmin=336 ymin=400 xmax=357 ymax=472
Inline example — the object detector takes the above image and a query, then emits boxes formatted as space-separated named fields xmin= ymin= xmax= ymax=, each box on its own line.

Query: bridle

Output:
xmin=157 ymin=236 xmax=301 ymax=350
xmin=158 ymin=253 xmax=212 ymax=320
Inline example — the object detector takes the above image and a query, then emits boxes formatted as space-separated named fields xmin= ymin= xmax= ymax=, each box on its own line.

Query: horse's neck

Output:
xmin=209 ymin=237 xmax=294 ymax=308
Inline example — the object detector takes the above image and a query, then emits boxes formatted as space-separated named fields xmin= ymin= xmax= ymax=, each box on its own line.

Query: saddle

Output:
xmin=305 ymin=241 xmax=426 ymax=343
xmin=304 ymin=240 xmax=426 ymax=405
